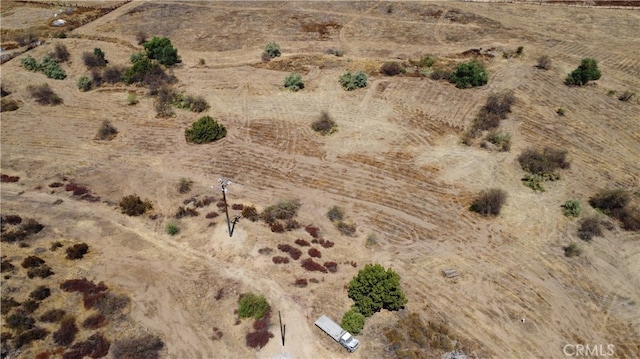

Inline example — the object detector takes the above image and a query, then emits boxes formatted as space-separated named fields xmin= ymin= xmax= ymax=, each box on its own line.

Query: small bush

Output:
xmin=295 ymin=238 xmax=310 ymax=247
xmin=94 ymin=292 xmax=129 ymax=316
xmin=29 ymin=286 xmax=51 ymax=301
xmin=301 ymin=258 xmax=327 ymax=273
xmin=66 ymin=333 xmax=110 ymax=358
xmin=154 ymin=85 xmax=175 ymax=117
xmin=66 ymin=243 xmax=89 ymax=260
xmin=119 ymin=194 xmax=153 ymax=216
xmin=327 ymin=206 xmax=345 ymax=222
xmin=564 ymin=243 xmax=582 ymax=257
xmin=82 ymin=51 xmax=106 ymax=68
xmin=136 ymin=31 xmax=148 ymax=45
xmin=166 ymin=222 xmax=179 ymax=236
xmin=324 ymin=261 xmax=338 ymax=273
xmin=284 ymin=73 xmax=304 ymax=91
xmin=21 ymin=55 xmax=40 ymax=71
xmin=22 ymin=299 xmax=40 ymax=313
xmin=246 ymin=329 xmax=274 ymax=349
xmin=205 ymin=212 xmax=219 ymax=219
xmin=100 ymin=65 xmax=123 ymax=84
xmin=348 ymin=264 xmax=407 ymax=317
xmin=380 ymin=61 xmax=405 ymax=76
xmin=173 ymin=93 xmax=209 ymax=113
xmin=305 ymin=225 xmax=320 ymax=238
xmin=556 ymin=107 xmax=566 ymax=116
xmin=264 ymin=42 xmax=281 ymax=59
xmin=536 ymin=55 xmax=551 ymax=70
xmin=1 ymin=259 xmax=16 ymax=273
xmin=270 ymin=221 xmax=285 ymax=233
xmin=52 ymin=44 xmax=70 ymax=63
xmin=578 ymin=216 xmax=603 ymax=241
xmin=319 ymin=238 xmax=335 ymax=248
xmin=339 ymin=71 xmax=367 ymax=91
xmin=231 ymin=203 xmax=244 ymax=210
xmin=238 ymin=293 xmax=270 ymax=320
xmin=277 ymin=244 xmax=302 ymax=260
xmin=1 ymin=98 xmax=19 ymax=112
xmin=341 ymin=308 xmax=365 ymax=334
xmin=77 ymin=76 xmax=92 ymax=92
xmin=111 ymin=334 xmax=163 ymax=359
xmin=258 ymin=247 xmax=273 ymax=255
xmin=13 ymin=327 xmax=48 ymax=349
xmin=175 ymin=206 xmax=199 ymax=219
xmin=1 ymin=296 xmax=20 ymax=314
xmin=28 ymin=84 xmax=62 ymax=105
xmin=486 ymin=131 xmax=511 ymax=151
xmin=308 ymin=248 xmax=322 ymax=258
xmin=312 ymin=111 xmax=337 ymax=135
xmin=53 ymin=316 xmax=78 ymax=347
xmin=261 ymin=199 xmax=301 ymax=223
xmin=449 ymin=61 xmax=487 ymax=89
xmin=618 ymin=90 xmax=634 ymax=102
xmin=566 ymin=58 xmax=601 ymax=86
xmin=470 ymin=188 xmax=507 ymax=216
xmin=6 ymin=310 xmax=35 ymax=332
xmin=518 ymin=147 xmax=569 ymax=177
xmin=589 ymin=189 xmax=630 ymax=214
xmin=419 ymin=55 xmax=435 ymax=68
xmin=294 ymin=278 xmax=308 ymax=287
xmin=27 ymin=265 xmax=54 ymax=279
xmin=429 ymin=67 xmax=451 ymax=80
xmin=40 ymin=55 xmax=66 ymax=79
xmin=272 ymin=256 xmax=289 ymax=264
xmin=471 ymin=91 xmax=516 ymax=133
xmin=185 ymin=116 xmax=227 ymax=144
xmin=40 ymin=309 xmax=66 ymax=323
xmin=178 ymin=177 xmax=193 ymax=193
xmin=22 ymin=256 xmax=45 ymax=268
xmin=336 ymin=221 xmax=357 ymax=236
xmin=562 ymin=200 xmax=583 ymax=218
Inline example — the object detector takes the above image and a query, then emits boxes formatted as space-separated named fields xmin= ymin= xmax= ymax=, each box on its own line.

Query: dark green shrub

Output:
xmin=52 ymin=43 xmax=70 ymax=63
xmin=518 ymin=147 xmax=569 ymax=177
xmin=449 ymin=61 xmax=487 ymax=88
xmin=66 ymin=243 xmax=89 ymax=260
xmin=238 ymin=293 xmax=270 ymax=320
xmin=578 ymin=216 xmax=603 ymax=241
xmin=166 ymin=222 xmax=179 ymax=235
xmin=124 ymin=53 xmax=153 ymax=84
xmin=380 ymin=61 xmax=405 ymax=76
xmin=77 ymin=76 xmax=92 ymax=92
xmin=96 ymin=120 xmax=117 ymax=141
xmin=264 ymin=42 xmax=281 ymax=59
xmin=111 ymin=334 xmax=163 ymax=359
xmin=348 ymin=264 xmax=407 ymax=317
xmin=341 ymin=308 xmax=365 ymax=334
xmin=536 ymin=55 xmax=552 ymax=70
xmin=21 ymin=55 xmax=40 ymax=71
xmin=565 ymin=58 xmax=601 ymax=86
xmin=284 ymin=73 xmax=304 ymax=91
xmin=339 ymin=71 xmax=367 ymax=90
xmin=564 ymin=242 xmax=582 ymax=257
xmin=311 ymin=111 xmax=337 ymax=135
xmin=185 ymin=116 xmax=227 ymax=144
xmin=29 ymin=286 xmax=51 ymax=301
xmin=327 ymin=206 xmax=345 ymax=221
xmin=470 ymin=188 xmax=507 ymax=216
xmin=562 ymin=200 xmax=582 ymax=218
xmin=589 ymin=189 xmax=630 ymax=214
xmin=143 ymin=36 xmax=179 ymax=66
xmin=28 ymin=84 xmax=62 ymax=105
xmin=119 ymin=194 xmax=153 ymax=216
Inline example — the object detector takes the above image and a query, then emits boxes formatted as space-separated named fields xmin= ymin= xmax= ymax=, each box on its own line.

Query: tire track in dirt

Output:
xmin=339 ymin=1 xmax=380 ymax=44
xmin=434 ymin=9 xmax=450 ymax=45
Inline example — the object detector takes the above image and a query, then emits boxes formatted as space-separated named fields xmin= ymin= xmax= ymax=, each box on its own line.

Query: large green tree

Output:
xmin=185 ymin=116 xmax=227 ymax=144
xmin=347 ymin=264 xmax=407 ymax=317
xmin=449 ymin=61 xmax=487 ymax=89
xmin=143 ymin=37 xmax=179 ymax=66
xmin=565 ymin=58 xmax=601 ymax=86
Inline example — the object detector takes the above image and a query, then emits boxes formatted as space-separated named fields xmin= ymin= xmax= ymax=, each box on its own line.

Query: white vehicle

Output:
xmin=314 ymin=315 xmax=360 ymax=353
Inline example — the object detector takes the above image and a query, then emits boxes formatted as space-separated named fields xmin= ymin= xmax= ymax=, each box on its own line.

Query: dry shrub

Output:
xmin=1 ymin=98 xmax=19 ymax=112
xmin=327 ymin=206 xmax=345 ymax=221
xmin=564 ymin=243 xmax=582 ymax=257
xmin=6 ymin=310 xmax=35 ymax=332
xmin=205 ymin=211 xmax=219 ymax=219
xmin=536 ymin=55 xmax=552 ymax=70
xmin=472 ymin=91 xmax=515 ymax=133
xmin=1 ymin=174 xmax=20 ymax=183
xmin=294 ymin=278 xmax=308 ymax=287
xmin=301 ymin=258 xmax=327 ymax=273
xmin=21 ymin=256 xmax=45 ymax=269
xmin=308 ymin=248 xmax=322 ymax=258
xmin=324 ymin=261 xmax=338 ymax=273
xmin=136 ymin=31 xmax=148 ymax=45
xmin=94 ymin=292 xmax=130 ymax=316
xmin=28 ymin=265 xmax=54 ymax=279
xmin=242 ymin=206 xmax=259 ymax=221
xmin=82 ymin=313 xmax=107 ymax=329
xmin=285 ymin=219 xmax=300 ymax=230
xmin=60 ymin=278 xmax=108 ymax=308
xmin=318 ymin=238 xmax=335 ymax=248
xmin=618 ymin=207 xmax=640 ymax=231
xmin=261 ymin=199 xmax=301 ymax=223
xmin=111 ymin=334 xmax=164 ymax=359
xmin=52 ymin=44 xmax=70 ymax=63
xmin=1 ymin=259 xmax=16 ymax=273
xmin=277 ymin=244 xmax=302 ymax=260
xmin=252 ymin=317 xmax=270 ymax=331
xmin=304 ymin=225 xmax=320 ymax=238
xmin=258 ymin=247 xmax=273 ymax=255
xmin=119 ymin=194 xmax=152 ymax=216
xmin=380 ymin=61 xmax=405 ymax=76
xmin=64 ymin=333 xmax=110 ymax=359
xmin=103 ymin=65 xmax=124 ymax=84
xmin=216 ymin=200 xmax=228 ymax=209
xmin=22 ymin=299 xmax=40 ymax=313
xmin=518 ymin=147 xmax=570 ymax=177
xmin=66 ymin=243 xmax=89 ymax=260
xmin=311 ymin=111 xmax=337 ymax=135
xmin=232 ymin=203 xmax=244 ymax=210
xmin=295 ymin=238 xmax=310 ymax=247
xmin=1 ymin=297 xmax=20 ymax=314
xmin=309 ymin=278 xmax=319 ymax=284
xmin=270 ymin=221 xmax=285 ymax=233
xmin=246 ymin=330 xmax=274 ymax=349
xmin=155 ymin=85 xmax=175 ymax=117
xmin=588 ymin=189 xmax=630 ymax=214
xmin=335 ymin=221 xmax=357 ymax=236
xmin=175 ymin=206 xmax=199 ymax=219
xmin=28 ymin=84 xmax=62 ymax=105
xmin=470 ymin=188 xmax=507 ymax=216
xmin=35 ymin=351 xmax=50 ymax=359
xmin=40 ymin=309 xmax=66 ymax=323
xmin=272 ymin=256 xmax=289 ymax=264
xmin=29 ymin=286 xmax=51 ymax=301
xmin=96 ymin=120 xmax=118 ymax=141
xmin=53 ymin=316 xmax=78 ymax=347
xmin=578 ymin=216 xmax=603 ymax=241
xmin=13 ymin=327 xmax=48 ymax=349
xmin=65 ymin=183 xmax=88 ymax=196
xmin=2 ymin=214 xmax=22 ymax=225
xmin=49 ymin=182 xmax=64 ymax=188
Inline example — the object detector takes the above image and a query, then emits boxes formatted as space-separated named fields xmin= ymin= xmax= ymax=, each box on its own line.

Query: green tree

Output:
xmin=565 ymin=58 xmax=601 ymax=86
xmin=341 ymin=308 xmax=365 ymax=335
xmin=449 ymin=61 xmax=487 ymax=88
xmin=347 ymin=264 xmax=407 ymax=317
xmin=284 ymin=73 xmax=304 ymax=91
xmin=143 ymin=37 xmax=179 ymax=66
xmin=185 ymin=116 xmax=227 ymax=144
xmin=124 ymin=53 xmax=154 ymax=84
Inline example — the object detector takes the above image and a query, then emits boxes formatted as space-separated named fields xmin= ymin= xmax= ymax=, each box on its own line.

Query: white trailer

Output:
xmin=314 ymin=315 xmax=360 ymax=353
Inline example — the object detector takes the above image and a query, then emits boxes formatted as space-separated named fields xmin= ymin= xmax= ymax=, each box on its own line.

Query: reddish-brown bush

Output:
xmin=1 ymin=174 xmax=20 ymax=183
xmin=252 ymin=317 xmax=270 ymax=331
xmin=308 ymin=248 xmax=322 ymax=258
xmin=82 ymin=313 xmax=107 ymax=329
xmin=305 ymin=225 xmax=320 ymax=238
xmin=285 ymin=219 xmax=300 ymax=230
xmin=270 ymin=221 xmax=285 ymax=233
xmin=232 ymin=204 xmax=244 ymax=210
xmin=272 ymin=256 xmax=289 ymax=264
xmin=216 ymin=200 xmax=228 ymax=208
xmin=301 ymin=258 xmax=327 ymax=273
xmin=317 ymin=238 xmax=335 ymax=248
xmin=66 ymin=243 xmax=89 ymax=260
xmin=242 ymin=206 xmax=260 ymax=221
xmin=295 ymin=239 xmax=310 ymax=247
xmin=40 ymin=309 xmax=66 ymax=323
xmin=35 ymin=351 xmax=51 ymax=359
xmin=245 ymin=330 xmax=274 ymax=349
xmin=64 ymin=333 xmax=111 ymax=358
xmin=53 ymin=316 xmax=78 ymax=347
xmin=175 ymin=206 xmax=199 ymax=218
xmin=64 ymin=183 xmax=89 ymax=196
xmin=60 ymin=279 xmax=110 ymax=310
xmin=194 ymin=196 xmax=215 ymax=208
xmin=324 ymin=261 xmax=338 ymax=273
xmin=294 ymin=278 xmax=308 ymax=287
xmin=277 ymin=244 xmax=302 ymax=260
xmin=205 ymin=211 xmax=219 ymax=219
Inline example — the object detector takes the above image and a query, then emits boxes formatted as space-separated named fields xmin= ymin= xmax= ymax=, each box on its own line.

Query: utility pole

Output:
xmin=214 ymin=178 xmax=241 ymax=238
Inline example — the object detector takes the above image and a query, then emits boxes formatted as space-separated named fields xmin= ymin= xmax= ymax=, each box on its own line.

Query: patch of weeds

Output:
xmin=562 ymin=200 xmax=582 ymax=218
xmin=522 ymin=174 xmax=547 ymax=192
xmin=238 ymin=293 xmax=270 ymax=320
xmin=166 ymin=222 xmax=179 ymax=236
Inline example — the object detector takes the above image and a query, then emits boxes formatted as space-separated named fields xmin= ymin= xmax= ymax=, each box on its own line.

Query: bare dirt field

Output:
xmin=1 ymin=1 xmax=639 ymax=358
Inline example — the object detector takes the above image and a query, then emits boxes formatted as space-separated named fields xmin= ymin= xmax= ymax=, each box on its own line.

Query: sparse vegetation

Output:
xmin=339 ymin=71 xmax=368 ymax=90
xmin=173 ymin=93 xmax=209 ymax=113
xmin=471 ymin=91 xmax=516 ymax=133
xmin=384 ymin=312 xmax=456 ymax=356
xmin=449 ymin=61 xmax=487 ymax=88
xmin=178 ymin=177 xmax=193 ymax=193
xmin=241 ymin=206 xmax=259 ymax=221
xmin=564 ymin=242 xmax=582 ymax=257
xmin=518 ymin=147 xmax=569 ymax=178
xmin=536 ymin=55 xmax=552 ymax=70
xmin=341 ymin=308 xmax=365 ymax=335
xmin=419 ymin=55 xmax=436 ymax=68
xmin=578 ymin=216 xmax=603 ymax=241
xmin=335 ymin=220 xmax=357 ymax=236
xmin=327 ymin=206 xmax=345 ymax=221
xmin=565 ymin=58 xmax=601 ymax=86
xmin=96 ymin=120 xmax=118 ymax=141
xmin=143 ymin=37 xmax=180 ymax=66
xmin=348 ymin=264 xmax=407 ymax=317
xmin=263 ymin=42 xmax=281 ymax=59
xmin=588 ymin=189 xmax=640 ymax=231
xmin=311 ymin=111 xmax=337 ymax=135
xmin=185 ymin=116 xmax=227 ymax=144
xmin=562 ymin=200 xmax=583 ymax=218
xmin=238 ymin=293 xmax=270 ymax=320
xmin=618 ymin=90 xmax=634 ymax=102
xmin=284 ymin=73 xmax=304 ymax=91
xmin=28 ymin=84 xmax=62 ymax=105
xmin=119 ymin=194 xmax=153 ymax=216
xmin=166 ymin=222 xmax=179 ymax=236
xmin=486 ymin=130 xmax=511 ymax=151
xmin=380 ymin=61 xmax=405 ymax=76
xmin=52 ymin=43 xmax=70 ymax=63
xmin=111 ymin=334 xmax=164 ymax=359
xmin=82 ymin=48 xmax=108 ymax=68
xmin=1 ymin=98 xmax=19 ymax=112
xmin=469 ymin=188 xmax=507 ymax=216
